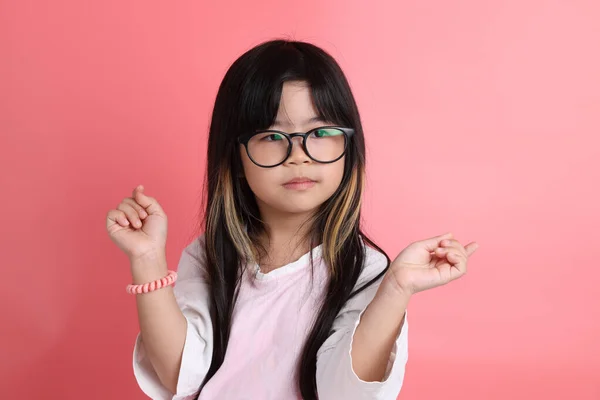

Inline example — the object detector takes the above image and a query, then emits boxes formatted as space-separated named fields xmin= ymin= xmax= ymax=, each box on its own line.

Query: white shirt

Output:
xmin=132 ymin=235 xmax=408 ymax=399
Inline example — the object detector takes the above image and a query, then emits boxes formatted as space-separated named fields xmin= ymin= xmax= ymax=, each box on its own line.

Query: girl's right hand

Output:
xmin=106 ymin=185 xmax=168 ymax=261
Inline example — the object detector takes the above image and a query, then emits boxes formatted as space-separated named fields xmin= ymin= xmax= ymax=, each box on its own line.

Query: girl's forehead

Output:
xmin=271 ymin=83 xmax=324 ymax=130
xmin=271 ymin=116 xmax=326 ymax=130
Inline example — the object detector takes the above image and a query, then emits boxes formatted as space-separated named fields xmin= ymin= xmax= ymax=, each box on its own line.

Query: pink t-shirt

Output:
xmin=133 ymin=235 xmax=408 ymax=399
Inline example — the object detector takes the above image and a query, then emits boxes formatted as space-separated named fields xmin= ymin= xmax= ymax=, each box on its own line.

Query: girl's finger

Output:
xmin=465 ymin=242 xmax=479 ymax=256
xmin=116 ymin=210 xmax=131 ymax=226
xmin=447 ymin=251 xmax=467 ymax=274
xmin=447 ymin=251 xmax=462 ymax=263
xmin=434 ymin=247 xmax=447 ymax=256
xmin=107 ymin=209 xmax=130 ymax=227
xmin=132 ymin=184 xmax=143 ymax=199
xmin=417 ymin=232 xmax=454 ymax=252
xmin=117 ymin=202 xmax=143 ymax=229
xmin=132 ymin=185 xmax=164 ymax=216
xmin=440 ymin=239 xmax=467 ymax=257
xmin=122 ymin=197 xmax=148 ymax=219
xmin=435 ymin=247 xmax=459 ymax=259
xmin=435 ymin=247 xmax=462 ymax=266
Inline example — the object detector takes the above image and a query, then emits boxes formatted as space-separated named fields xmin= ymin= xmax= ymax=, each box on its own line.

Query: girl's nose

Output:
xmin=286 ymin=136 xmax=311 ymax=164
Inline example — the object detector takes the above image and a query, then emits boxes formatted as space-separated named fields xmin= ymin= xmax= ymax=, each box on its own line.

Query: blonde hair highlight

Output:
xmin=206 ymin=164 xmax=256 ymax=265
xmin=322 ymin=166 xmax=364 ymax=277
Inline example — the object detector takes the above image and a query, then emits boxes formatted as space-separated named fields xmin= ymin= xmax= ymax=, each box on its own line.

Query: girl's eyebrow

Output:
xmin=272 ymin=116 xmax=326 ymax=128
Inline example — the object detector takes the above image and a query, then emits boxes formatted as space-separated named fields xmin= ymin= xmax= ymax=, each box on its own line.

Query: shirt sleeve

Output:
xmin=316 ymin=245 xmax=409 ymax=400
xmin=132 ymin=235 xmax=213 ymax=400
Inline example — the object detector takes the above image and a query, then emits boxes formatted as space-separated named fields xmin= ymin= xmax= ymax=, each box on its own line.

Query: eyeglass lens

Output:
xmin=247 ymin=128 xmax=347 ymax=166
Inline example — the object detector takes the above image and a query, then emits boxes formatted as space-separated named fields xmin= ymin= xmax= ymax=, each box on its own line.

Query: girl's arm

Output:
xmin=131 ymin=251 xmax=187 ymax=394
xmin=350 ymin=278 xmax=409 ymax=382
xmin=317 ymin=233 xmax=475 ymax=399
xmin=316 ymin=248 xmax=409 ymax=400
xmin=132 ymin=237 xmax=214 ymax=400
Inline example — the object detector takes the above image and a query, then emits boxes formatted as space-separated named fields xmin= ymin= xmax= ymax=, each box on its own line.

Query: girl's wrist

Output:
xmin=362 ymin=275 xmax=411 ymax=330
xmin=378 ymin=271 xmax=414 ymax=302
xmin=130 ymin=251 xmax=168 ymax=285
xmin=129 ymin=246 xmax=166 ymax=263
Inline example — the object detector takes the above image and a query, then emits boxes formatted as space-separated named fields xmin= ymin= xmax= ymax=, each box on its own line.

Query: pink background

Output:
xmin=2 ymin=0 xmax=599 ymax=399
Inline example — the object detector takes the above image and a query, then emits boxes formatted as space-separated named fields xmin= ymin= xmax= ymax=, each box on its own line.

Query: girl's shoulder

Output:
xmin=356 ymin=238 xmax=390 ymax=287
xmin=176 ymin=233 xmax=209 ymax=281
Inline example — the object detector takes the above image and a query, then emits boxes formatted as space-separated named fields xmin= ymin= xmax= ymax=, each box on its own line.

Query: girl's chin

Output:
xmin=261 ymin=201 xmax=322 ymax=216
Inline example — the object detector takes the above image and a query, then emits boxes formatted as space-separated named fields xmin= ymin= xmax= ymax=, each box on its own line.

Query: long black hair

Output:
xmin=194 ymin=39 xmax=390 ymax=399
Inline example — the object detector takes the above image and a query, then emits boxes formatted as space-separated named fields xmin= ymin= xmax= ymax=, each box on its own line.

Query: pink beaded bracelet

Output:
xmin=126 ymin=270 xmax=177 ymax=294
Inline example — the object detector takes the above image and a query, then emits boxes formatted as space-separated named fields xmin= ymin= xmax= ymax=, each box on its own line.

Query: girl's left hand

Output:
xmin=383 ymin=232 xmax=479 ymax=296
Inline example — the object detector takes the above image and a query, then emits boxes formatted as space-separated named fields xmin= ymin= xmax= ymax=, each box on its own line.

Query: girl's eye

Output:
xmin=312 ymin=129 xmax=341 ymax=138
xmin=263 ymin=133 xmax=284 ymax=141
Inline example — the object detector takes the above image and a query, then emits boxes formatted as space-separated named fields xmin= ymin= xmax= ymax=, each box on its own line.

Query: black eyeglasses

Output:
xmin=237 ymin=126 xmax=355 ymax=168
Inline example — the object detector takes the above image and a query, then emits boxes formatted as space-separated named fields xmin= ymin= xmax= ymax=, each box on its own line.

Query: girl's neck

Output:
xmin=256 ymin=204 xmax=316 ymax=272
xmin=261 ymin=217 xmax=311 ymax=255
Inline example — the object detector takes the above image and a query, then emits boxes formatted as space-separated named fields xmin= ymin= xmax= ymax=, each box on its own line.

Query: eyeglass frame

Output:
xmin=237 ymin=125 xmax=355 ymax=168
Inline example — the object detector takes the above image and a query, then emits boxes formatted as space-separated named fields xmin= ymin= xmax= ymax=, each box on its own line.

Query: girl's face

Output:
xmin=240 ymin=80 xmax=345 ymax=217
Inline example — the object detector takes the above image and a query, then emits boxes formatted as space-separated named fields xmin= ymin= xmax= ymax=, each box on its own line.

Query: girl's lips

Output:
xmin=282 ymin=180 xmax=316 ymax=190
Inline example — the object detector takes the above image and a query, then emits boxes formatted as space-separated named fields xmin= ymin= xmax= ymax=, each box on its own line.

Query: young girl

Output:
xmin=106 ymin=39 xmax=478 ymax=400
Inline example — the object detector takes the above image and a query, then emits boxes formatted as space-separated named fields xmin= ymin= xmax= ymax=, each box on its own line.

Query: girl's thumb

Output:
xmin=420 ymin=232 xmax=454 ymax=251
xmin=133 ymin=185 xmax=152 ymax=208
xmin=132 ymin=184 xmax=144 ymax=199
xmin=437 ymin=232 xmax=453 ymax=240
xmin=133 ymin=184 xmax=165 ymax=216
